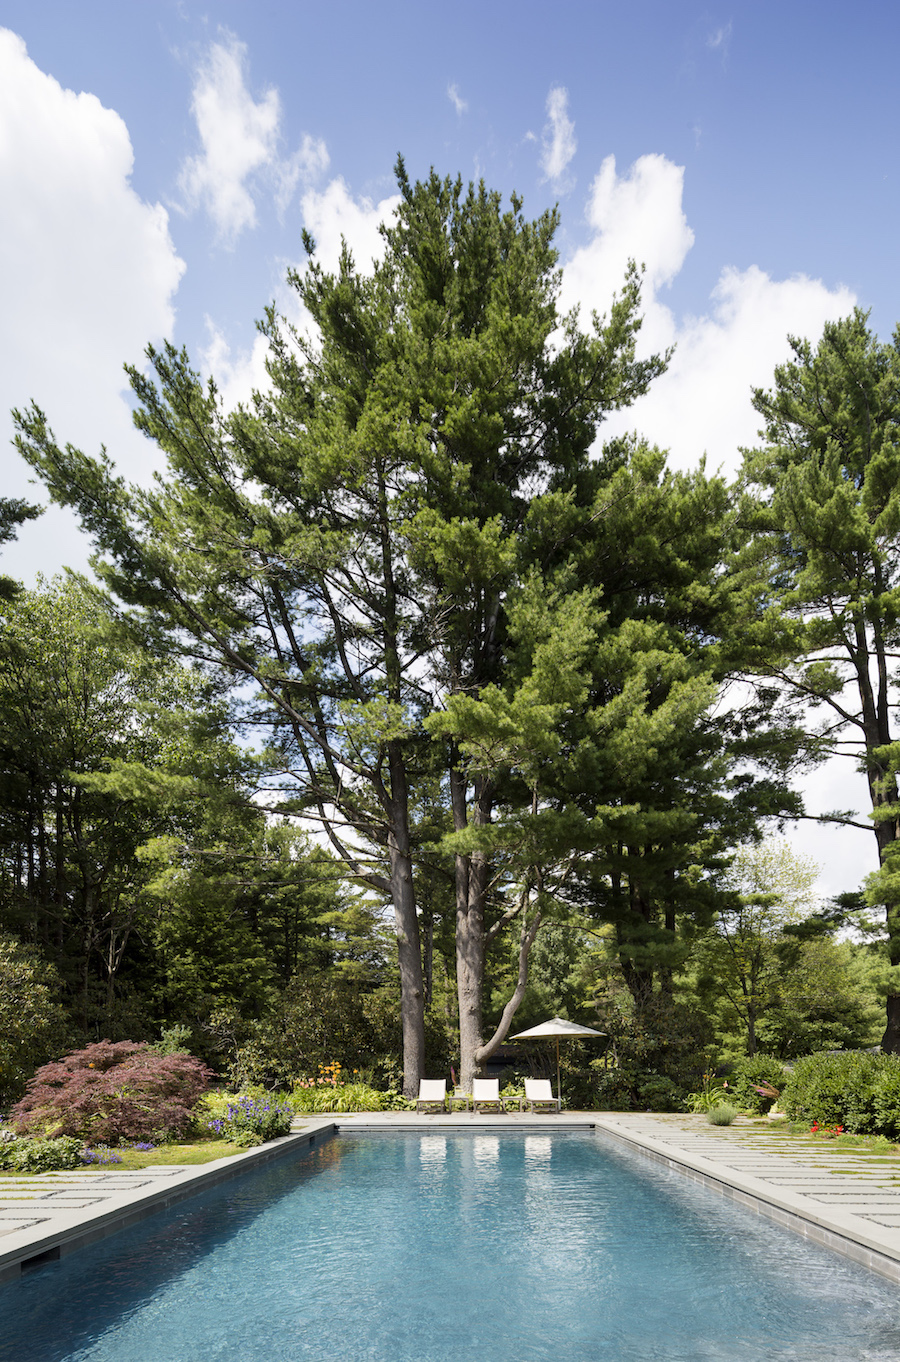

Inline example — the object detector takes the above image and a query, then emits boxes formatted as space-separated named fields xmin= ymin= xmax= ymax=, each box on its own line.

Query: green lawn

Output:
xmin=741 ymin=1118 xmax=900 ymax=1159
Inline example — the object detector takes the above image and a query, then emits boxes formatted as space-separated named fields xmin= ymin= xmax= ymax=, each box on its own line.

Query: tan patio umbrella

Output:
xmin=509 ymin=1016 xmax=606 ymax=1104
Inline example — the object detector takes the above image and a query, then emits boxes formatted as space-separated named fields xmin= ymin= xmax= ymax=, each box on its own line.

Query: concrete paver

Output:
xmin=592 ymin=1111 xmax=900 ymax=1282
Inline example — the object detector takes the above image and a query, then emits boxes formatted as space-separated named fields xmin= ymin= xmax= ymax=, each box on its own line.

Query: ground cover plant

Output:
xmin=9 ymin=1040 xmax=214 ymax=1144
xmin=0 ymin=1140 xmax=252 ymax=1176
xmin=737 ymin=1118 xmax=900 ymax=1159
xmin=0 ymin=1135 xmax=84 ymax=1172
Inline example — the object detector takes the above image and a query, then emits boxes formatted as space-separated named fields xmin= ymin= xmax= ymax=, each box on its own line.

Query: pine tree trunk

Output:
xmin=456 ymin=889 xmax=483 ymax=1092
xmin=453 ymin=767 xmax=490 ymax=1090
xmin=881 ymin=993 xmax=900 ymax=1055
xmin=386 ymin=745 xmax=426 ymax=1096
xmin=391 ymin=848 xmax=426 ymax=1094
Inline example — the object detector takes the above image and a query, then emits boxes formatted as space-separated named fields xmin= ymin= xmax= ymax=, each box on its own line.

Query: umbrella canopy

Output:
xmin=510 ymin=1017 xmax=606 ymax=1041
xmin=509 ymin=1017 xmax=606 ymax=1103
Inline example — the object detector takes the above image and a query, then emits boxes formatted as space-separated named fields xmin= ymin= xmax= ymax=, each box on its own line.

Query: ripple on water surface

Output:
xmin=2 ymin=1132 xmax=900 ymax=1361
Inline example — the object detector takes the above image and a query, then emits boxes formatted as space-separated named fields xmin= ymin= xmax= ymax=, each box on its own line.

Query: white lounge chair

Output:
xmin=524 ymin=1078 xmax=561 ymax=1113
xmin=472 ymin=1078 xmax=509 ymax=1114
xmin=416 ymin=1079 xmax=447 ymax=1113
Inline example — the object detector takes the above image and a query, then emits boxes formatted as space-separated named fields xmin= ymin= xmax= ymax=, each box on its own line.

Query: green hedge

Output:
xmin=781 ymin=1051 xmax=900 ymax=1137
xmin=724 ymin=1055 xmax=786 ymax=1114
xmin=589 ymin=1067 xmax=685 ymax=1112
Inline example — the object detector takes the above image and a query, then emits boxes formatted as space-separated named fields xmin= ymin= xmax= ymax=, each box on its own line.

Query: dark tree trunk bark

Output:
xmin=616 ymin=860 xmax=656 ymax=1006
xmin=386 ymin=744 xmax=426 ymax=1095
xmin=453 ymin=766 xmax=491 ymax=1091
xmin=853 ymin=620 xmax=900 ymax=1039
xmin=881 ymin=993 xmax=900 ymax=1055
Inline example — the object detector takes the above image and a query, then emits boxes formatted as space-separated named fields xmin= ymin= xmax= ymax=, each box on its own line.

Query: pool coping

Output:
xmin=4 ymin=1112 xmax=900 ymax=1286
xmin=592 ymin=1113 xmax=900 ymax=1284
xmin=0 ymin=1123 xmax=338 ymax=1284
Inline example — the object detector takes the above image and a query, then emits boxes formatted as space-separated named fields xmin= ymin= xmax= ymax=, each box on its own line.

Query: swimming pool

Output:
xmin=1 ymin=1130 xmax=898 ymax=1360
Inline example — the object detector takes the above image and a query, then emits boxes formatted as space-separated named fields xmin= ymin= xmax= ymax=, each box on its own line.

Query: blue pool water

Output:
xmin=1 ymin=1131 xmax=899 ymax=1361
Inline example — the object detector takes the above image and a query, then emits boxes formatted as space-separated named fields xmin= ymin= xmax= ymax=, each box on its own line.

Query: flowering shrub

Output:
xmin=9 ymin=1040 xmax=214 ymax=1144
xmin=294 ymin=1061 xmax=346 ymax=1090
xmin=202 ymin=1092 xmax=292 ymax=1146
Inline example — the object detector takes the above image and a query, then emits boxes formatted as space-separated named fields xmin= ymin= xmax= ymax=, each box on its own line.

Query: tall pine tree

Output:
xmin=14 ymin=163 xmax=668 ymax=1092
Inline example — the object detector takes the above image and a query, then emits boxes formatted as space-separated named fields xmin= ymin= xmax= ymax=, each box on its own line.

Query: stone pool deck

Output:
xmin=4 ymin=1112 xmax=900 ymax=1284
xmin=596 ymin=1112 xmax=900 ymax=1284
xmin=0 ymin=1129 xmax=325 ymax=1284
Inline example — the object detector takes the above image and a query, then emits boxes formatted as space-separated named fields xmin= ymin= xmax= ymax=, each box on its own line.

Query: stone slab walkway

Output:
xmin=593 ymin=1112 xmax=900 ymax=1282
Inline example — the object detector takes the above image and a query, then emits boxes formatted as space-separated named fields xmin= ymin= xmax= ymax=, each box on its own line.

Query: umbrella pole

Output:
xmin=556 ymin=1038 xmax=561 ymax=1105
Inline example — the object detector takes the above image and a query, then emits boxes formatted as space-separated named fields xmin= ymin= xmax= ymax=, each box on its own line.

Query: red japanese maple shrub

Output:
xmin=10 ymin=1040 xmax=214 ymax=1144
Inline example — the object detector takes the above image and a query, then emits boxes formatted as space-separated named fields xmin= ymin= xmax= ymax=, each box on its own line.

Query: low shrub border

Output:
xmin=781 ymin=1051 xmax=900 ymax=1138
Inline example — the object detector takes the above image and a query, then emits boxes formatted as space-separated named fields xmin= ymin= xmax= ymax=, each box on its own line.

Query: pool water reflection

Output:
xmin=1 ymin=1131 xmax=899 ymax=1361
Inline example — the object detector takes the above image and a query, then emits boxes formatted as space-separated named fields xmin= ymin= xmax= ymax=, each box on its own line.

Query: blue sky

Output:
xmin=1 ymin=0 xmax=897 ymax=897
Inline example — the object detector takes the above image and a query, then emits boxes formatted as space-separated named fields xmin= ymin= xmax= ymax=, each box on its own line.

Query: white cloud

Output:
xmin=179 ymin=34 xmax=279 ymax=240
xmin=274 ymin=133 xmax=330 ymax=221
xmin=300 ymin=177 xmax=401 ymax=274
xmin=179 ymin=34 xmax=328 ymax=242
xmin=200 ymin=322 xmax=272 ymax=412
xmin=561 ymin=153 xmax=694 ymax=329
xmin=540 ymin=86 xmax=576 ymax=188
xmin=560 ymin=150 xmax=854 ymax=477
xmin=617 ymin=264 xmax=856 ymax=475
xmin=448 ymin=83 xmax=467 ymax=116
xmin=707 ymin=22 xmax=732 ymax=51
xmin=0 ymin=27 xmax=185 ymax=581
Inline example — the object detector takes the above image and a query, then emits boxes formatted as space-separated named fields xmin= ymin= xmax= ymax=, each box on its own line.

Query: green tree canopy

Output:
xmin=738 ymin=309 xmax=900 ymax=1047
xmin=0 ymin=496 xmax=40 ymax=601
xmin=13 ymin=162 xmax=669 ymax=1092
